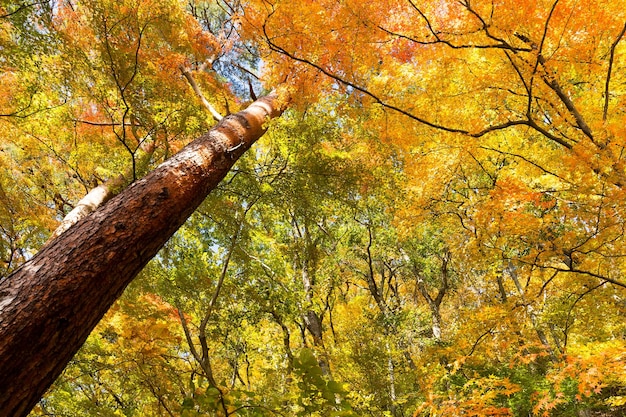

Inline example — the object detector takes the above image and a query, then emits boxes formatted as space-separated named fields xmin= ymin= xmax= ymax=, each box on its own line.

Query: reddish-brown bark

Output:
xmin=0 ymin=94 xmax=282 ymax=417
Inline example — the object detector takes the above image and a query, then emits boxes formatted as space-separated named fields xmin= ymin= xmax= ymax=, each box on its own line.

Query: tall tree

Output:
xmin=2 ymin=0 xmax=626 ymax=415
xmin=0 ymin=92 xmax=283 ymax=416
xmin=0 ymin=1 xmax=281 ymax=414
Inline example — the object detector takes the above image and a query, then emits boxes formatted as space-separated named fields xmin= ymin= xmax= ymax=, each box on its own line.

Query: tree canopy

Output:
xmin=1 ymin=0 xmax=626 ymax=416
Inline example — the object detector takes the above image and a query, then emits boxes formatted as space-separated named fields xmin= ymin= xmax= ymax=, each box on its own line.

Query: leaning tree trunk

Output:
xmin=0 ymin=94 xmax=282 ymax=417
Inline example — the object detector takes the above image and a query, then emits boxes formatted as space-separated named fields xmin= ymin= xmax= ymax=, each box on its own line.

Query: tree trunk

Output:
xmin=302 ymin=263 xmax=329 ymax=374
xmin=386 ymin=341 xmax=399 ymax=417
xmin=505 ymin=262 xmax=558 ymax=358
xmin=0 ymin=94 xmax=282 ymax=417
xmin=413 ymin=254 xmax=449 ymax=342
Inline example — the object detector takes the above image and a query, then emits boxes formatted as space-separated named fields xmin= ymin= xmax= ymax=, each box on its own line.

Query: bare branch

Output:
xmin=376 ymin=23 xmax=531 ymax=52
xmin=480 ymin=145 xmax=574 ymax=185
xmin=230 ymin=61 xmax=260 ymax=80
xmin=565 ymin=268 xmax=626 ymax=289
xmin=0 ymin=95 xmax=68 ymax=120
xmin=604 ymin=22 xmax=626 ymax=120
xmin=541 ymin=76 xmax=594 ymax=142
xmin=72 ymin=120 xmax=142 ymax=127
xmin=198 ymin=224 xmax=240 ymax=349
xmin=0 ymin=1 xmax=46 ymax=19
xmin=458 ymin=0 xmax=531 ymax=50
xmin=465 ymin=328 xmax=494 ymax=357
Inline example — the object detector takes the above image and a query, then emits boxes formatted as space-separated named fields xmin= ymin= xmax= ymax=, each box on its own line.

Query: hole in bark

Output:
xmin=158 ymin=187 xmax=170 ymax=200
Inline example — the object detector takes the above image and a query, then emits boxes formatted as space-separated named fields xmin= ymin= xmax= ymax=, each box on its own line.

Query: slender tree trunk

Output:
xmin=301 ymin=262 xmax=329 ymax=374
xmin=0 ymin=94 xmax=282 ymax=417
xmin=505 ymin=262 xmax=558 ymax=358
xmin=413 ymin=254 xmax=449 ymax=342
xmin=180 ymin=65 xmax=224 ymax=122
xmin=293 ymin=219 xmax=330 ymax=374
xmin=270 ymin=310 xmax=294 ymax=386
xmin=386 ymin=341 xmax=399 ymax=417
xmin=430 ymin=307 xmax=443 ymax=341
xmin=496 ymin=269 xmax=508 ymax=303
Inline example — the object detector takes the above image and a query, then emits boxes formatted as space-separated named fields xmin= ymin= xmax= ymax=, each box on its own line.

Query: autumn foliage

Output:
xmin=1 ymin=0 xmax=626 ymax=416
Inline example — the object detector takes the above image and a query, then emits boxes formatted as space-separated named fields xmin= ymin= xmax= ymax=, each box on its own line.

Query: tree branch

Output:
xmin=376 ymin=23 xmax=531 ymax=52
xmin=177 ymin=308 xmax=203 ymax=365
xmin=0 ymin=1 xmax=46 ymax=19
xmin=179 ymin=66 xmax=224 ymax=122
xmin=48 ymin=141 xmax=156 ymax=240
xmin=604 ymin=22 xmax=626 ymax=121
xmin=263 ymin=21 xmax=574 ymax=150
xmin=479 ymin=145 xmax=574 ymax=184
xmin=514 ymin=3 xmax=596 ymax=145
xmin=551 ymin=267 xmax=626 ymax=289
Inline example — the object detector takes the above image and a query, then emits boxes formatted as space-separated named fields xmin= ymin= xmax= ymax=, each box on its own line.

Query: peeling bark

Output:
xmin=0 ymin=94 xmax=282 ymax=417
xmin=49 ymin=142 xmax=156 ymax=241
